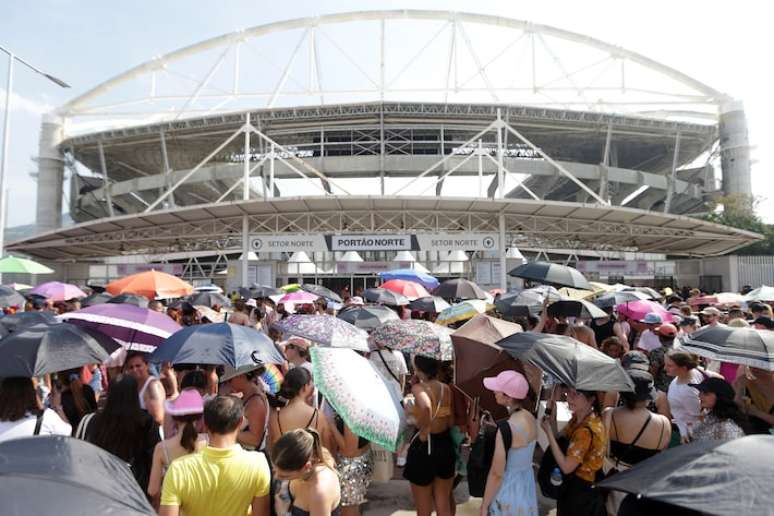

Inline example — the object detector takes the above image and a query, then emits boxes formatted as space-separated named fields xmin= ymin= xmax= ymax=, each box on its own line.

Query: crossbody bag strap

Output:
xmin=33 ymin=411 xmax=44 ymax=436
xmin=376 ymin=350 xmax=401 ymax=385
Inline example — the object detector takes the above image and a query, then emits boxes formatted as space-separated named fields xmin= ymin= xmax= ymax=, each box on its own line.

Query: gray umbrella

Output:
xmin=337 ymin=304 xmax=400 ymax=330
xmin=0 ymin=436 xmax=155 ymax=515
xmin=409 ymin=296 xmax=451 ymax=313
xmin=364 ymin=288 xmax=409 ymax=306
xmin=495 ymin=286 xmax=562 ymax=316
xmin=106 ymin=294 xmax=149 ymax=307
xmin=81 ymin=292 xmax=114 ymax=307
xmin=433 ymin=278 xmax=488 ymax=300
xmin=594 ymin=290 xmax=649 ymax=308
xmin=680 ymin=325 xmax=774 ymax=371
xmin=0 ymin=286 xmax=25 ymax=309
xmin=0 ymin=311 xmax=59 ymax=333
xmin=302 ymin=283 xmax=343 ymax=303
xmin=188 ymin=291 xmax=232 ymax=308
xmin=498 ymin=332 xmax=634 ymax=391
xmin=508 ymin=261 xmax=592 ymax=290
xmin=547 ymin=299 xmax=608 ymax=320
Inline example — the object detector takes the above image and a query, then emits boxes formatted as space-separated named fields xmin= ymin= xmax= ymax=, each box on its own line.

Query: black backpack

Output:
xmin=467 ymin=419 xmax=512 ymax=497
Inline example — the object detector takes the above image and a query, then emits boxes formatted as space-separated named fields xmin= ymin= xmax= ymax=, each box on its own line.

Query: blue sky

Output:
xmin=2 ymin=0 xmax=772 ymax=228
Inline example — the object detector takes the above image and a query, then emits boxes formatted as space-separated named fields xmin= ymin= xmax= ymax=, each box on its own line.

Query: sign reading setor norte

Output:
xmin=250 ymin=232 xmax=499 ymax=253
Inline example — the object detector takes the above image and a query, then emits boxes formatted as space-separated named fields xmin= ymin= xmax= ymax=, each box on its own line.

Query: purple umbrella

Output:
xmin=30 ymin=282 xmax=87 ymax=302
xmin=60 ymin=303 xmax=181 ymax=353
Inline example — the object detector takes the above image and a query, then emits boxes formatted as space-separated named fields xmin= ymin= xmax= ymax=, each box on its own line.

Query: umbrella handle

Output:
xmin=251 ymin=350 xmax=266 ymax=366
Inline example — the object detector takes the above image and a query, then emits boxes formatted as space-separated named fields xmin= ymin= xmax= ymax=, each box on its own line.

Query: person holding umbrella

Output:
xmin=690 ymin=378 xmax=746 ymax=442
xmin=222 ymin=363 xmax=271 ymax=452
xmin=541 ymin=388 xmax=607 ymax=516
xmin=0 ymin=377 xmax=71 ymax=442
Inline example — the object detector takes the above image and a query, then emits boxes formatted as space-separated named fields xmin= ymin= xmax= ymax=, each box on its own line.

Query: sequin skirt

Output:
xmin=336 ymin=450 xmax=374 ymax=506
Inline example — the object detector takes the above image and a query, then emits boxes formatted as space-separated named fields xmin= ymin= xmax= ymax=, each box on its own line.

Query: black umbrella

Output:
xmin=0 ymin=323 xmax=112 ymax=377
xmin=433 ymin=278 xmax=488 ymax=300
xmin=498 ymin=332 xmax=634 ymax=391
xmin=409 ymin=296 xmax=451 ymax=313
xmin=337 ymin=304 xmax=400 ymax=331
xmin=598 ymin=435 xmax=774 ymax=516
xmin=0 ymin=285 xmax=25 ymax=308
xmin=106 ymin=294 xmax=149 ymax=307
xmin=547 ymin=299 xmax=607 ymax=320
xmin=508 ymin=261 xmax=592 ymax=290
xmin=188 ymin=291 xmax=232 ymax=308
xmin=594 ymin=290 xmax=649 ymax=308
xmin=364 ymin=288 xmax=409 ymax=306
xmin=149 ymin=322 xmax=285 ymax=367
xmin=302 ymin=283 xmax=343 ymax=303
xmin=495 ymin=286 xmax=563 ymax=316
xmin=81 ymin=292 xmax=114 ymax=307
xmin=249 ymin=284 xmax=282 ymax=298
xmin=681 ymin=326 xmax=774 ymax=371
xmin=0 ymin=436 xmax=155 ymax=515
xmin=0 ymin=311 xmax=58 ymax=333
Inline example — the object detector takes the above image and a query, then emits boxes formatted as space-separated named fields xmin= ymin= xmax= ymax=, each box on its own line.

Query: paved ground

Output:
xmin=363 ymin=478 xmax=556 ymax=515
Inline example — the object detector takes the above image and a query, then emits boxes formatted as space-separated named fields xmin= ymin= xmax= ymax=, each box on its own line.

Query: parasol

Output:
xmin=368 ymin=319 xmax=453 ymax=360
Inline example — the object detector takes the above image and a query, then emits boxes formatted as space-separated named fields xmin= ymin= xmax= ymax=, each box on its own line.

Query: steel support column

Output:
xmin=241 ymin=214 xmax=249 ymax=287
xmin=663 ymin=131 xmax=681 ymax=213
xmin=97 ymin=141 xmax=115 ymax=217
xmin=499 ymin=213 xmax=507 ymax=291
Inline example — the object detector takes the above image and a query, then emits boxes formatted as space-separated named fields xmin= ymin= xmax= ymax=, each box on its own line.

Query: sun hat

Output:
xmin=219 ymin=362 xmax=265 ymax=383
xmin=700 ymin=306 xmax=722 ymax=317
xmin=483 ymin=370 xmax=529 ymax=400
xmin=627 ymin=369 xmax=657 ymax=402
xmin=345 ymin=296 xmax=364 ymax=306
xmin=285 ymin=336 xmax=311 ymax=350
xmin=656 ymin=323 xmax=678 ymax=337
xmin=689 ymin=377 xmax=736 ymax=401
xmin=641 ymin=312 xmax=663 ymax=325
xmin=165 ymin=388 xmax=204 ymax=416
xmin=245 ymin=298 xmax=258 ymax=308
xmin=621 ymin=350 xmax=650 ymax=372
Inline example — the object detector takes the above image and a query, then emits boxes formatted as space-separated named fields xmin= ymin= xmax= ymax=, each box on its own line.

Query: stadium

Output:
xmin=9 ymin=10 xmax=761 ymax=291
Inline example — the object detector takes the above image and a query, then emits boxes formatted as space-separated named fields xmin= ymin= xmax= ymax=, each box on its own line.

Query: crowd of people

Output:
xmin=0 ymin=279 xmax=772 ymax=516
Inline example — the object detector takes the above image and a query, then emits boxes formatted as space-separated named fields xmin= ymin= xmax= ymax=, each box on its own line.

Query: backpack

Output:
xmin=467 ymin=419 xmax=512 ymax=498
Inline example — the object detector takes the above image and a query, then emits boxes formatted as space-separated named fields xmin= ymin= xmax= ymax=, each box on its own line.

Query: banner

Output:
xmin=250 ymin=235 xmax=326 ymax=252
xmin=416 ymin=233 xmax=499 ymax=252
xmin=327 ymin=234 xmax=415 ymax=252
xmin=250 ymin=232 xmax=500 ymax=253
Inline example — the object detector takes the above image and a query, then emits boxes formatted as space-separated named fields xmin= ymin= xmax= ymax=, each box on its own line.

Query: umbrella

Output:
xmin=280 ymin=283 xmax=302 ymax=292
xmin=436 ymin=299 xmax=492 ymax=326
xmin=409 ymin=296 xmax=451 ymax=313
xmin=81 ymin=292 xmax=114 ymax=307
xmin=594 ymin=290 xmax=649 ymax=308
xmin=598 ymin=435 xmax=774 ymax=516
xmin=301 ymin=284 xmax=343 ymax=303
xmin=279 ymin=291 xmax=319 ymax=304
xmin=29 ymin=281 xmax=87 ymax=302
xmin=193 ymin=283 xmax=223 ymax=293
xmin=616 ymin=300 xmax=676 ymax=323
xmin=106 ymin=294 xmax=149 ymax=308
xmin=149 ymin=322 xmax=284 ymax=367
xmin=623 ymin=286 xmax=662 ymax=300
xmin=60 ymin=304 xmax=181 ymax=353
xmin=337 ymin=304 xmax=400 ymax=331
xmin=188 ymin=291 xmax=232 ymax=308
xmin=452 ymin=314 xmax=541 ymax=419
xmin=194 ymin=305 xmax=225 ymax=323
xmin=0 ymin=285 xmax=25 ymax=308
xmin=0 ymin=436 xmax=155 ymax=515
xmin=688 ymin=292 xmax=745 ymax=307
xmin=433 ymin=278 xmax=488 ymax=300
xmin=557 ymin=287 xmax=596 ymax=300
xmin=106 ymin=270 xmax=193 ymax=299
xmin=368 ymin=320 xmax=454 ymax=360
xmin=0 ymin=311 xmax=59 ymax=333
xmin=363 ymin=288 xmax=409 ymax=306
xmin=680 ymin=326 xmax=774 ymax=371
xmin=744 ymin=285 xmax=774 ymax=302
xmin=380 ymin=279 xmax=431 ymax=301
xmin=508 ymin=261 xmax=592 ymax=290
xmin=272 ymin=314 xmax=369 ymax=352
xmin=378 ymin=269 xmax=439 ymax=291
xmin=547 ymin=299 xmax=607 ymax=320
xmin=249 ymin=284 xmax=282 ymax=298
xmin=0 ymin=256 xmax=54 ymax=274
xmin=5 ymin=282 xmax=33 ymax=291
xmin=495 ymin=286 xmax=563 ymax=316
xmin=310 ymin=347 xmax=405 ymax=452
xmin=498 ymin=332 xmax=635 ymax=392
xmin=0 ymin=323 xmax=114 ymax=377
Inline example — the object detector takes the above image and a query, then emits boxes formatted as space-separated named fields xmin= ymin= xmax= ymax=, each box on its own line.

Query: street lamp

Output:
xmin=0 ymin=45 xmax=69 ymax=281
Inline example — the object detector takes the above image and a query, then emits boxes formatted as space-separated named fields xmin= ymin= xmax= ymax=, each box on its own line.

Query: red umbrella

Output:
xmin=380 ymin=279 xmax=430 ymax=301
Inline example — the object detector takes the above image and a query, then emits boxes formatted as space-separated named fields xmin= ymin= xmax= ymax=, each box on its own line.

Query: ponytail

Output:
xmin=175 ymin=414 xmax=200 ymax=453
xmin=65 ymin=371 xmax=89 ymax=418
xmin=308 ymin=428 xmax=324 ymax=464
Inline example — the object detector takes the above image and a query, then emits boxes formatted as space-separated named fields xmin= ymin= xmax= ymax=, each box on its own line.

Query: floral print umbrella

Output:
xmin=368 ymin=319 xmax=454 ymax=360
xmin=311 ymin=346 xmax=405 ymax=451
xmin=272 ymin=314 xmax=369 ymax=352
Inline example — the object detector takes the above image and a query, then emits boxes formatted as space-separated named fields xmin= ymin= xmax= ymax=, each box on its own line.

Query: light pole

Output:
xmin=0 ymin=46 xmax=69 ymax=281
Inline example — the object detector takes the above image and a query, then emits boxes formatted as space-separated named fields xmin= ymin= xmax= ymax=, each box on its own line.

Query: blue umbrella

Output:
xmin=378 ymin=269 xmax=439 ymax=290
xmin=149 ymin=322 xmax=285 ymax=367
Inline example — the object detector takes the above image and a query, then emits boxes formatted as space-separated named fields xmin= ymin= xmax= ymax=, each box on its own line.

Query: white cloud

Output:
xmin=0 ymin=88 xmax=54 ymax=115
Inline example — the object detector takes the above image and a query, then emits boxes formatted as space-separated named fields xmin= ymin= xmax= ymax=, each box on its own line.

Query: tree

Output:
xmin=701 ymin=195 xmax=774 ymax=255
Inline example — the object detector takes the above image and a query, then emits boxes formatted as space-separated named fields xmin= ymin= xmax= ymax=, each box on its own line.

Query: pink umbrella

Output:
xmin=279 ymin=291 xmax=319 ymax=304
xmin=616 ymin=300 xmax=676 ymax=323
xmin=29 ymin=282 xmax=87 ymax=302
xmin=688 ymin=293 xmax=744 ymax=307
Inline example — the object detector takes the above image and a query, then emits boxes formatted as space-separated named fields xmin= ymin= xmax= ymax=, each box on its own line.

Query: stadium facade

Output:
xmin=10 ymin=11 xmax=761 ymax=291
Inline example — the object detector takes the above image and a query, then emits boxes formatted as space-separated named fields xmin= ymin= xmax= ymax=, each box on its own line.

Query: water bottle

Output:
xmin=550 ymin=467 xmax=563 ymax=487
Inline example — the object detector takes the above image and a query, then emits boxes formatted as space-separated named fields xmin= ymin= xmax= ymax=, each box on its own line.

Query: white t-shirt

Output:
xmin=667 ymin=369 xmax=704 ymax=438
xmin=637 ymin=330 xmax=661 ymax=352
xmin=369 ymin=349 xmax=409 ymax=399
xmin=0 ymin=409 xmax=72 ymax=443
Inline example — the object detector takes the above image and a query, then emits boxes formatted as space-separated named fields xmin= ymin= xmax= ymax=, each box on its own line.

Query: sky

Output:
xmin=1 ymin=0 xmax=773 ymax=229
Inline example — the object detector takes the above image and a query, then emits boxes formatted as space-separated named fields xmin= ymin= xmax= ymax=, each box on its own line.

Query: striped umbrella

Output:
xmin=681 ymin=326 xmax=774 ymax=371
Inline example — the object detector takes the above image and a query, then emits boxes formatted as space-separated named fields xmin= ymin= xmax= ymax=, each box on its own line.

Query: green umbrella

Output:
xmin=0 ymin=256 xmax=54 ymax=274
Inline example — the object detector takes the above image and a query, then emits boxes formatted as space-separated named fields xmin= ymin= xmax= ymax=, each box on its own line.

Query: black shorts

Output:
xmin=402 ymin=430 xmax=456 ymax=486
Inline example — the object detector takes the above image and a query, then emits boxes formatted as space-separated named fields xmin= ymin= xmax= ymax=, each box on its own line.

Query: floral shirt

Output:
xmin=565 ymin=413 xmax=607 ymax=483
xmin=691 ymin=413 xmax=745 ymax=442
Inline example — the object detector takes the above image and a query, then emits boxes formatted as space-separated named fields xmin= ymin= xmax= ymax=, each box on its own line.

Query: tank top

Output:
xmin=243 ymin=392 xmax=270 ymax=451
xmin=138 ymin=376 xmax=155 ymax=410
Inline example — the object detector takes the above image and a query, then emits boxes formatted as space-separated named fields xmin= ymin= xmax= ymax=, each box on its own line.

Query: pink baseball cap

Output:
xmin=483 ymin=371 xmax=529 ymax=400
xmin=165 ymin=388 xmax=204 ymax=416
